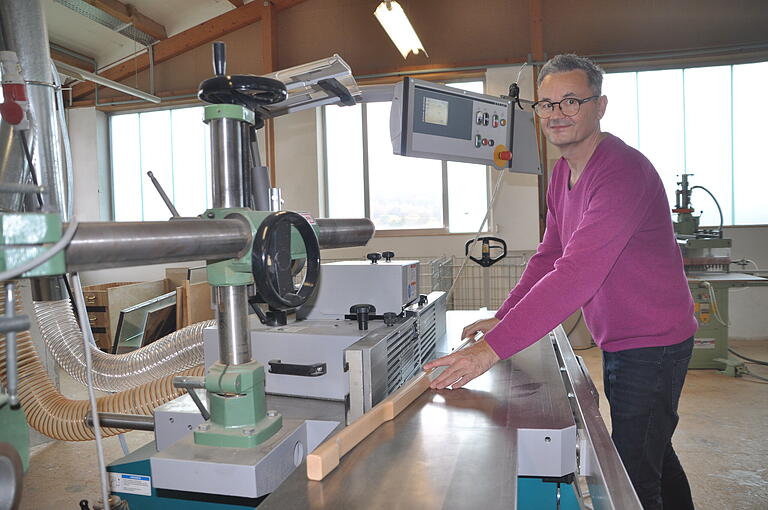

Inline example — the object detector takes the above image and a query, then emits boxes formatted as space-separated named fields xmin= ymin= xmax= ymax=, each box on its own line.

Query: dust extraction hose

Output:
xmin=1 ymin=290 xmax=204 ymax=441
xmin=34 ymin=299 xmax=213 ymax=393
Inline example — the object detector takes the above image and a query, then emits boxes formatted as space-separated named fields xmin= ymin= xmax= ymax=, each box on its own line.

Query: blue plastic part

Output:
xmin=107 ymin=442 xmax=261 ymax=509
xmin=108 ymin=442 xmax=580 ymax=509
xmin=517 ymin=477 xmax=580 ymax=510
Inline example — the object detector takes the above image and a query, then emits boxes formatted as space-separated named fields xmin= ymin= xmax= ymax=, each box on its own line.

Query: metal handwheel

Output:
xmin=251 ymin=211 xmax=321 ymax=309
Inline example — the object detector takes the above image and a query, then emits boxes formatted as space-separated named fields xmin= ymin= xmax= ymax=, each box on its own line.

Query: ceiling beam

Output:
xmin=49 ymin=45 xmax=96 ymax=73
xmin=81 ymin=0 xmax=167 ymax=41
xmin=227 ymin=0 xmax=245 ymax=7
xmin=71 ymin=0 xmax=307 ymax=100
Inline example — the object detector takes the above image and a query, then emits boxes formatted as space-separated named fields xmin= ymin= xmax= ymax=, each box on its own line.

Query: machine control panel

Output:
xmin=390 ymin=77 xmax=540 ymax=174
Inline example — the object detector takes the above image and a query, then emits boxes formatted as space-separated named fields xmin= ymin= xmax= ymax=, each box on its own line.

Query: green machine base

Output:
xmin=0 ymin=396 xmax=29 ymax=472
xmin=689 ymin=282 xmax=730 ymax=371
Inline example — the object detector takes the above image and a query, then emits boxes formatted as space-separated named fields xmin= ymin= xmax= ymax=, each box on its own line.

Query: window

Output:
xmin=601 ymin=61 xmax=768 ymax=226
xmin=109 ymin=106 xmax=211 ymax=221
xmin=322 ymin=81 xmax=489 ymax=232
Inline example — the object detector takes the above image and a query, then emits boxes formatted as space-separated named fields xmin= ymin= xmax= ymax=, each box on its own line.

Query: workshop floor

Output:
xmin=18 ymin=340 xmax=768 ymax=510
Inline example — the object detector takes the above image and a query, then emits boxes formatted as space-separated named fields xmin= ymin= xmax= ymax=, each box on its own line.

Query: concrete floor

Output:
xmin=17 ymin=339 xmax=768 ymax=509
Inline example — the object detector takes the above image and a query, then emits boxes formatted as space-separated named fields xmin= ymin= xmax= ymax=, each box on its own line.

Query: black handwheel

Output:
xmin=465 ymin=236 xmax=507 ymax=267
xmin=198 ymin=42 xmax=288 ymax=117
xmin=198 ymin=74 xmax=287 ymax=112
xmin=252 ymin=211 xmax=320 ymax=310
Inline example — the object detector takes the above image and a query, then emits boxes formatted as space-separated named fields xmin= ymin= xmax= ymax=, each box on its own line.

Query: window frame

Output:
xmin=320 ymin=78 xmax=493 ymax=236
xmin=601 ymin=60 xmax=768 ymax=227
xmin=107 ymin=103 xmax=211 ymax=222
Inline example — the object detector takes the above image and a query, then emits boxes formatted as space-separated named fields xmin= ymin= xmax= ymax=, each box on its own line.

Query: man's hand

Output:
xmin=423 ymin=340 xmax=501 ymax=390
xmin=461 ymin=317 xmax=500 ymax=342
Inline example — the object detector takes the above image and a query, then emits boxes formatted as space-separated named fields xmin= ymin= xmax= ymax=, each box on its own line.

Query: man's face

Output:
xmin=537 ymin=70 xmax=607 ymax=149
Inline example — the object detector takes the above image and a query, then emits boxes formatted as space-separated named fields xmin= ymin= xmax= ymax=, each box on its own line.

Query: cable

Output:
xmin=17 ymin=130 xmax=45 ymax=209
xmin=446 ymin=168 xmax=507 ymax=300
xmin=743 ymin=368 xmax=768 ymax=384
xmin=71 ymin=273 xmax=111 ymax=510
xmin=0 ymin=217 xmax=79 ymax=281
xmin=515 ymin=62 xmax=528 ymax=87
xmin=728 ymin=347 xmax=768 ymax=366
xmin=690 ymin=185 xmax=723 ymax=233
xmin=701 ymin=281 xmax=729 ymax=327
xmin=51 ymin=60 xmax=75 ymax=220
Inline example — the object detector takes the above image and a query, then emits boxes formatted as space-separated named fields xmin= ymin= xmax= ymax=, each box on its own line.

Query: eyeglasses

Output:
xmin=532 ymin=96 xmax=599 ymax=118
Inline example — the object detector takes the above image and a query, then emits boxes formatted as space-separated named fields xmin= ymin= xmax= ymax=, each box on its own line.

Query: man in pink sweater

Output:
xmin=424 ymin=54 xmax=697 ymax=509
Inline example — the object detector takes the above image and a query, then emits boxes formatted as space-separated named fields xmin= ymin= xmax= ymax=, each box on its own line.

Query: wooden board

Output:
xmin=306 ymin=370 xmax=434 ymax=481
xmin=175 ymin=285 xmax=185 ymax=329
xmin=306 ymin=336 xmax=477 ymax=481
xmin=182 ymin=281 xmax=213 ymax=327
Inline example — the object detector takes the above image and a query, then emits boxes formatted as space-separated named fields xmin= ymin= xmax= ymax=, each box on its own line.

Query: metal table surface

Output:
xmin=259 ymin=310 xmax=575 ymax=510
xmin=686 ymin=271 xmax=768 ymax=286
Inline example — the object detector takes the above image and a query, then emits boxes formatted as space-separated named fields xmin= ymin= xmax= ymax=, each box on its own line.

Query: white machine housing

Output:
xmin=299 ymin=258 xmax=420 ymax=320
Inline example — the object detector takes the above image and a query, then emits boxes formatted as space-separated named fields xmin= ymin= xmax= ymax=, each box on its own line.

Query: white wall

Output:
xmin=67 ymin=107 xmax=111 ymax=222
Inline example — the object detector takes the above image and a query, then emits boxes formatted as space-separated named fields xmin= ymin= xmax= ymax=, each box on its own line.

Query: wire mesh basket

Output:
xmin=419 ymin=254 xmax=529 ymax=310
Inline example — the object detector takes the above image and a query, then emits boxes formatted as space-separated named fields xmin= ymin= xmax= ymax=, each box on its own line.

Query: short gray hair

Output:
xmin=537 ymin=54 xmax=604 ymax=95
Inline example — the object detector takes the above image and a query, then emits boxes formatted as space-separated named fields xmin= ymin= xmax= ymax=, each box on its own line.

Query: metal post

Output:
xmin=208 ymin=111 xmax=252 ymax=365
xmin=0 ymin=0 xmax=70 ymax=220
xmin=269 ymin=187 xmax=282 ymax=211
xmin=85 ymin=413 xmax=155 ymax=432
xmin=4 ymin=282 xmax=19 ymax=407
xmin=148 ymin=45 xmax=155 ymax=95
xmin=210 ymin=118 xmax=245 ymax=209
xmin=65 ymin=219 xmax=252 ymax=272
xmin=215 ymin=285 xmax=251 ymax=365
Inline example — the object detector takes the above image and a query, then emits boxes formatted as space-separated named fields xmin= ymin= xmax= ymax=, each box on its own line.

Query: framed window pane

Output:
xmin=322 ymin=80 xmax=488 ymax=231
xmin=447 ymin=162 xmax=488 ymax=233
xmin=110 ymin=113 xmax=142 ymax=222
xmin=684 ymin=66 xmax=732 ymax=226
xmin=324 ymin=104 xmax=365 ymax=218
xmin=637 ymin=69 xmax=685 ymax=207
xmin=447 ymin=81 xmax=484 ymax=94
xmin=366 ymin=101 xmax=443 ymax=230
xmin=733 ymin=61 xmax=768 ymax=225
xmin=445 ymin=81 xmax=487 ymax=233
xmin=139 ymin=110 xmax=173 ymax=221
xmin=110 ymin=106 xmax=210 ymax=222
xmin=602 ymin=72 xmax=639 ymax=149
xmin=170 ymin=107 xmax=210 ymax=217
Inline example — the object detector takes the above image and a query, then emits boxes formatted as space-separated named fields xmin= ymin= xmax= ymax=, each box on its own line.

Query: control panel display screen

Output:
xmin=423 ymin=97 xmax=449 ymax=126
xmin=412 ymin=87 xmax=472 ymax=140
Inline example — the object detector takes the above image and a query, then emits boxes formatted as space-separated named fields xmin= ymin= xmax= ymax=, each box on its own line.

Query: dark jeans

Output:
xmin=602 ymin=337 xmax=695 ymax=510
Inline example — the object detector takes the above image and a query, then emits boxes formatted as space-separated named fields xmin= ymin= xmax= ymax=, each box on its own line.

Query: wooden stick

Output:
xmin=306 ymin=336 xmax=477 ymax=481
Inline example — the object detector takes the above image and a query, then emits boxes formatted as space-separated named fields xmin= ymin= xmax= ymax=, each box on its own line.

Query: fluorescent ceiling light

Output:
xmin=374 ymin=1 xmax=427 ymax=59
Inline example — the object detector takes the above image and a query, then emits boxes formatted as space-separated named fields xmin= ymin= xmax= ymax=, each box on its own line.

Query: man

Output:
xmin=423 ymin=54 xmax=697 ymax=510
